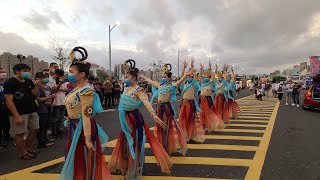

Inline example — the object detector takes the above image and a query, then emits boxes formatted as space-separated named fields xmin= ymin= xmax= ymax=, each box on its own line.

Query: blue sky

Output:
xmin=1 ymin=0 xmax=320 ymax=75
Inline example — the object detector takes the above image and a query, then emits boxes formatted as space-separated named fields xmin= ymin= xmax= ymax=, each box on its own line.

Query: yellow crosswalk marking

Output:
xmin=0 ymin=95 xmax=280 ymax=180
xmin=226 ymin=124 xmax=267 ymax=127
xmin=237 ymin=116 xmax=270 ymax=120
xmin=107 ymin=140 xmax=259 ymax=151
xmin=104 ymin=156 xmax=254 ymax=167
xmin=215 ymin=129 xmax=265 ymax=133
xmin=230 ymin=120 xmax=269 ymax=123
xmin=205 ymin=135 xmax=262 ymax=141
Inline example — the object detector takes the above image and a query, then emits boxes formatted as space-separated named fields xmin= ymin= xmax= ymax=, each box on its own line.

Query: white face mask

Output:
xmin=0 ymin=73 xmax=7 ymax=79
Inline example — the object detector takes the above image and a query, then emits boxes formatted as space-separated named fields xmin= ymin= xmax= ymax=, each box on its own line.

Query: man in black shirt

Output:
xmin=4 ymin=63 xmax=39 ymax=160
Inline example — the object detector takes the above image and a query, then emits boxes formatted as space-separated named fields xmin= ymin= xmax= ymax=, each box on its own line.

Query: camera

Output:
xmin=54 ymin=69 xmax=65 ymax=85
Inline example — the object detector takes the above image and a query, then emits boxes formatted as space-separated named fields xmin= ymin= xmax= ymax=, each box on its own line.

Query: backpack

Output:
xmin=278 ymin=85 xmax=283 ymax=92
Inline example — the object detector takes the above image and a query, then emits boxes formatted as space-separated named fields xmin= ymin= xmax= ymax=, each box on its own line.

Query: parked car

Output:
xmin=303 ymin=74 xmax=320 ymax=110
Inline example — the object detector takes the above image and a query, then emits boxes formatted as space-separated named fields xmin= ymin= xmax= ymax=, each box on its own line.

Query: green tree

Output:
xmin=272 ymin=76 xmax=287 ymax=82
xmin=96 ymin=69 xmax=108 ymax=79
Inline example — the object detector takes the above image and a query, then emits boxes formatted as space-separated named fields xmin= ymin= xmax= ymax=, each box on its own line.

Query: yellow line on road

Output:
xmin=230 ymin=120 xmax=269 ymax=123
xmin=104 ymin=155 xmax=253 ymax=167
xmin=245 ymin=101 xmax=280 ymax=180
xmin=107 ymin=140 xmax=259 ymax=151
xmin=205 ymin=135 xmax=262 ymax=141
xmin=215 ymin=129 xmax=265 ymax=133
xmin=226 ymin=124 xmax=267 ymax=128
xmin=239 ymin=113 xmax=272 ymax=117
xmin=237 ymin=116 xmax=270 ymax=120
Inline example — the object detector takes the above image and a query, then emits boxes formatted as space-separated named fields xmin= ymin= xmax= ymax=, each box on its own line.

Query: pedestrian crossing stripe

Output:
xmin=0 ymin=95 xmax=280 ymax=180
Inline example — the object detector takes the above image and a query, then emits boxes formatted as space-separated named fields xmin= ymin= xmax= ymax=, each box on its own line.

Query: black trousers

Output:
xmin=0 ymin=104 xmax=10 ymax=141
xmin=37 ymin=113 xmax=49 ymax=145
xmin=278 ymin=93 xmax=283 ymax=101
xmin=105 ymin=93 xmax=112 ymax=108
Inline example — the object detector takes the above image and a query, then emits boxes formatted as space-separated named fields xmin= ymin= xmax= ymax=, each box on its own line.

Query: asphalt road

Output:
xmin=261 ymin=91 xmax=320 ymax=180
xmin=1 ymin=89 xmax=320 ymax=180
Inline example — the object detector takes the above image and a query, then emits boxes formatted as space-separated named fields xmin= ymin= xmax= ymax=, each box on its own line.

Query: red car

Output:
xmin=303 ymin=75 xmax=320 ymax=110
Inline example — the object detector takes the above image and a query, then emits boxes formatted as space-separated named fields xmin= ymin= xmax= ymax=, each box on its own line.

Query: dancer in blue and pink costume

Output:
xmin=179 ymin=60 xmax=205 ymax=143
xmin=141 ymin=63 xmax=193 ymax=156
xmin=198 ymin=62 xmax=225 ymax=132
xmin=60 ymin=47 xmax=111 ymax=180
xmin=109 ymin=59 xmax=172 ymax=180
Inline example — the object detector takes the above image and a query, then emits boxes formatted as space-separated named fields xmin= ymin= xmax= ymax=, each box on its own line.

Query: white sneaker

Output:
xmin=286 ymin=103 xmax=288 ymax=106
xmin=292 ymin=103 xmax=295 ymax=106
xmin=297 ymin=105 xmax=299 ymax=107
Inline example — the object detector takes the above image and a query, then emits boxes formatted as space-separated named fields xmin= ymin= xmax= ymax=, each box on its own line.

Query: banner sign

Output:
xmin=309 ymin=56 xmax=320 ymax=76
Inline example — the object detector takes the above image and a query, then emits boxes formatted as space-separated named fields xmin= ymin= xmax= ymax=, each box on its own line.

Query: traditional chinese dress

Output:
xmin=226 ymin=81 xmax=241 ymax=120
xmin=109 ymin=85 xmax=172 ymax=179
xmin=214 ymin=80 xmax=230 ymax=123
xmin=179 ymin=80 xmax=205 ymax=143
xmin=150 ymin=83 xmax=187 ymax=156
xmin=199 ymin=80 xmax=225 ymax=132
xmin=60 ymin=85 xmax=111 ymax=180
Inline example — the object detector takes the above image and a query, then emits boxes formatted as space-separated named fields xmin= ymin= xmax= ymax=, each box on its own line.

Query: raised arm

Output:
xmin=139 ymin=73 xmax=160 ymax=89
xmin=199 ymin=63 xmax=204 ymax=84
xmin=190 ymin=59 xmax=198 ymax=81
xmin=180 ymin=60 xmax=188 ymax=78
xmin=210 ymin=63 xmax=218 ymax=82
xmin=231 ymin=66 xmax=236 ymax=82
xmin=174 ymin=69 xmax=195 ymax=87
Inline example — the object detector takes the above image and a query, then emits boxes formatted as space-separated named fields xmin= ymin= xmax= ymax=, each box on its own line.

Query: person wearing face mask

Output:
xmin=48 ymin=68 xmax=68 ymax=138
xmin=198 ymin=62 xmax=225 ymax=133
xmin=109 ymin=59 xmax=172 ymax=179
xmin=224 ymin=67 xmax=241 ymax=122
xmin=140 ymin=63 xmax=192 ymax=156
xmin=0 ymin=68 xmax=13 ymax=148
xmin=4 ymin=63 xmax=40 ymax=160
xmin=214 ymin=65 xmax=231 ymax=123
xmin=178 ymin=59 xmax=205 ymax=143
xmin=48 ymin=63 xmax=59 ymax=83
xmin=35 ymin=72 xmax=56 ymax=148
xmin=60 ymin=47 xmax=111 ymax=180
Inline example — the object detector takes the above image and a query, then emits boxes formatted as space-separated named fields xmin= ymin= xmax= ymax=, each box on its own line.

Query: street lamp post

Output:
xmin=108 ymin=21 xmax=120 ymax=75
xmin=177 ymin=49 xmax=190 ymax=78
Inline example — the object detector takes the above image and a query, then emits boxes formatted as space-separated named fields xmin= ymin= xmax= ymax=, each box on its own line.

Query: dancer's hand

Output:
xmin=186 ymin=69 xmax=195 ymax=76
xmin=153 ymin=114 xmax=166 ymax=128
xmin=85 ymin=138 xmax=95 ymax=151
xmin=191 ymin=59 xmax=195 ymax=67
xmin=215 ymin=64 xmax=218 ymax=71
xmin=200 ymin=63 xmax=204 ymax=70
xmin=209 ymin=61 xmax=212 ymax=69
xmin=183 ymin=60 xmax=188 ymax=69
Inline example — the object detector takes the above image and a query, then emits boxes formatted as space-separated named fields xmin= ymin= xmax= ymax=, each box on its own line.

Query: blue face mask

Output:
xmin=124 ymin=79 xmax=131 ymax=86
xmin=67 ymin=74 xmax=77 ymax=83
xmin=160 ymin=78 xmax=168 ymax=85
xmin=42 ymin=79 xmax=49 ymax=84
xmin=21 ymin=72 xmax=31 ymax=79
xmin=186 ymin=78 xmax=193 ymax=84
xmin=203 ymin=78 xmax=210 ymax=83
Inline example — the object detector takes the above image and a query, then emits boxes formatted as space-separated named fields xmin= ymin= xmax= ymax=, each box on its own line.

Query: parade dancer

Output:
xmin=225 ymin=67 xmax=241 ymax=120
xmin=60 ymin=47 xmax=111 ymax=180
xmin=198 ymin=62 xmax=225 ymax=132
xmin=179 ymin=60 xmax=205 ymax=143
xmin=214 ymin=65 xmax=230 ymax=123
xmin=109 ymin=59 xmax=172 ymax=180
xmin=140 ymin=64 xmax=193 ymax=156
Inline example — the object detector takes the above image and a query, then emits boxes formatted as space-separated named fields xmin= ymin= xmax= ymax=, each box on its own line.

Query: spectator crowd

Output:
xmin=0 ymin=62 xmax=127 ymax=160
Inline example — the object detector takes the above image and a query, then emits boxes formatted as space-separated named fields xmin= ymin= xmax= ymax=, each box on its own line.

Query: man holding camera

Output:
xmin=48 ymin=63 xmax=68 ymax=138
